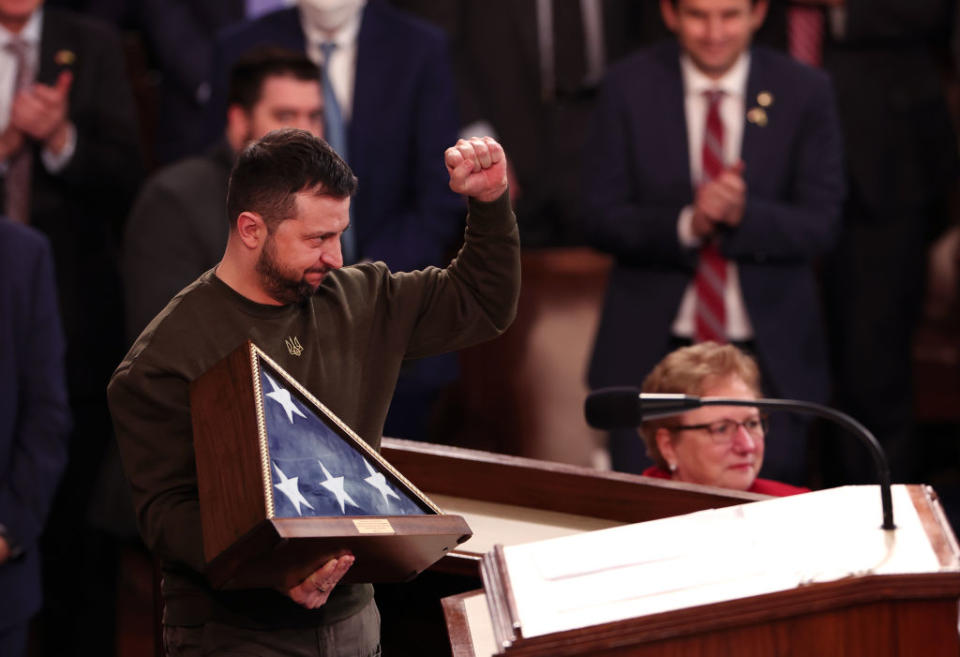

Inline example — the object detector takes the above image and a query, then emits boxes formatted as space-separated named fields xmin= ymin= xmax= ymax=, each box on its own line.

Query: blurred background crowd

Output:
xmin=3 ymin=0 xmax=960 ymax=655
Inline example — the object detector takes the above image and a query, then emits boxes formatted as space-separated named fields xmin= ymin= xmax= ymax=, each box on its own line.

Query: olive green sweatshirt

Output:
xmin=107 ymin=193 xmax=519 ymax=628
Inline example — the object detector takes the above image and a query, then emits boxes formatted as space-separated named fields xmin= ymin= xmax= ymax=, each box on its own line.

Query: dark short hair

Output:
xmin=226 ymin=128 xmax=358 ymax=231
xmin=226 ymin=46 xmax=320 ymax=113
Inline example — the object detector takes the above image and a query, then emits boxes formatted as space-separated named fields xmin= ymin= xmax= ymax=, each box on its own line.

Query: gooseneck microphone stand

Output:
xmin=585 ymin=390 xmax=895 ymax=530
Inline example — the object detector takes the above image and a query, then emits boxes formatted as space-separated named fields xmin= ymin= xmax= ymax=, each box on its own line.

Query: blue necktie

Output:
xmin=319 ymin=41 xmax=357 ymax=265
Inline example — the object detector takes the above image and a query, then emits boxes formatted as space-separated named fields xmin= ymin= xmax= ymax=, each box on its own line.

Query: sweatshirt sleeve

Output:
xmin=107 ymin=356 xmax=206 ymax=573
xmin=386 ymin=189 xmax=521 ymax=359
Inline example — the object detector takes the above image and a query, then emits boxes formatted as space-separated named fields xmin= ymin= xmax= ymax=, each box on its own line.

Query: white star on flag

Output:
xmin=362 ymin=458 xmax=400 ymax=505
xmin=264 ymin=372 xmax=306 ymax=424
xmin=273 ymin=462 xmax=314 ymax=516
xmin=317 ymin=461 xmax=360 ymax=514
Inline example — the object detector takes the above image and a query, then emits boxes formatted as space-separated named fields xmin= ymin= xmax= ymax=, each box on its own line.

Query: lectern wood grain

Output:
xmin=191 ymin=343 xmax=268 ymax=563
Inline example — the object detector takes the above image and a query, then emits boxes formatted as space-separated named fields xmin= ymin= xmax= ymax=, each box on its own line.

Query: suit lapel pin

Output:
xmin=747 ymin=107 xmax=768 ymax=127
xmin=757 ymin=91 xmax=774 ymax=107
xmin=54 ymin=49 xmax=76 ymax=66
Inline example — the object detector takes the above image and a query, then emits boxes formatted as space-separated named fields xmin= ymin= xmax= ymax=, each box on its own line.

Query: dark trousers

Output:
xmin=163 ymin=600 xmax=380 ymax=657
xmin=824 ymin=211 xmax=928 ymax=485
xmin=38 ymin=395 xmax=118 ymax=657
xmin=0 ymin=622 xmax=27 ymax=657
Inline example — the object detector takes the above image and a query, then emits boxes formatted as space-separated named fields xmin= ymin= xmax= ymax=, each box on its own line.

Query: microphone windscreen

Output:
xmin=584 ymin=387 xmax=643 ymax=429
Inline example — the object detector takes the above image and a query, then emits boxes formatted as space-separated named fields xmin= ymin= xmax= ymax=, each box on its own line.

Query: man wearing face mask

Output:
xmin=206 ymin=0 xmax=464 ymax=444
xmin=207 ymin=0 xmax=462 ymax=274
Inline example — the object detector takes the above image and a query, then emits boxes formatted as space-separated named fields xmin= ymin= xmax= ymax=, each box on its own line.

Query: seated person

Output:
xmin=639 ymin=342 xmax=806 ymax=497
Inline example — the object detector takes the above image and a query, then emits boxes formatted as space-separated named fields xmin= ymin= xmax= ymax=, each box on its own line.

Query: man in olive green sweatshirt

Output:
xmin=107 ymin=129 xmax=519 ymax=656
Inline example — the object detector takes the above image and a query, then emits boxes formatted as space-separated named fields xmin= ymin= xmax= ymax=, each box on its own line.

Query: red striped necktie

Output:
xmin=788 ymin=5 xmax=824 ymax=68
xmin=4 ymin=37 xmax=33 ymax=224
xmin=693 ymin=90 xmax=727 ymax=344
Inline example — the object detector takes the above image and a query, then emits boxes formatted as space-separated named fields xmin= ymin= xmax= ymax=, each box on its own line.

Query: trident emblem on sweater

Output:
xmin=285 ymin=337 xmax=304 ymax=357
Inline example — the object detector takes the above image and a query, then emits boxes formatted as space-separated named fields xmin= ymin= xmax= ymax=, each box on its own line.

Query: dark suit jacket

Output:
xmin=209 ymin=0 xmax=464 ymax=272
xmin=121 ymin=141 xmax=233 ymax=341
xmin=29 ymin=9 xmax=142 ymax=398
xmin=821 ymin=0 xmax=957 ymax=222
xmin=402 ymin=0 xmax=644 ymax=179
xmin=139 ymin=0 xmax=245 ymax=164
xmin=628 ymin=0 xmax=957 ymax=221
xmin=401 ymin=0 xmax=646 ymax=246
xmin=0 ymin=219 xmax=70 ymax=628
xmin=689 ymin=0 xmax=956 ymax=223
xmin=583 ymin=42 xmax=844 ymax=404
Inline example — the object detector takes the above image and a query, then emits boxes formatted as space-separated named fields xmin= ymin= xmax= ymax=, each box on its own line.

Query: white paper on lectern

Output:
xmin=503 ymin=486 xmax=943 ymax=639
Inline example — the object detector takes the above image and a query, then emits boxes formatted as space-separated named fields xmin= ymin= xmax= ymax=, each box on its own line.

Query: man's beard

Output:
xmin=255 ymin=237 xmax=322 ymax=305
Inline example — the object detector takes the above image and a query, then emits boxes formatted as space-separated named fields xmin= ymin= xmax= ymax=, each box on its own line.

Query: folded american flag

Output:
xmin=260 ymin=367 xmax=427 ymax=518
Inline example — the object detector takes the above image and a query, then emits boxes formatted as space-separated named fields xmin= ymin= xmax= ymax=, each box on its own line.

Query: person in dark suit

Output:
xmin=0 ymin=1 xmax=141 ymax=444
xmin=582 ymin=0 xmax=844 ymax=485
xmin=208 ymin=0 xmax=462 ymax=272
xmin=206 ymin=0 xmax=464 ymax=442
xmin=811 ymin=0 xmax=958 ymax=485
xmin=0 ymin=2 xmax=142 ymax=654
xmin=0 ymin=218 xmax=70 ymax=657
xmin=137 ymin=0 xmax=297 ymax=165
xmin=391 ymin=0 xmax=647 ymax=247
xmin=138 ymin=0 xmax=246 ymax=164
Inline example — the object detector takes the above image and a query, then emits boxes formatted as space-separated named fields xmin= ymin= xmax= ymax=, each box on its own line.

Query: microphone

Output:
xmin=584 ymin=388 xmax=703 ymax=428
xmin=585 ymin=387 xmax=896 ymax=530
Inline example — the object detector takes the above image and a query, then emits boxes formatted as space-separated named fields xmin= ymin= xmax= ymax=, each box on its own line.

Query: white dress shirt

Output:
xmin=672 ymin=52 xmax=754 ymax=341
xmin=301 ymin=3 xmax=365 ymax=122
xmin=0 ymin=11 xmax=40 ymax=134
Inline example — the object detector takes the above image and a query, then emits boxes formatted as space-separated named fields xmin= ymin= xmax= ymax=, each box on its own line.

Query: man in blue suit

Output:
xmin=583 ymin=0 xmax=844 ymax=485
xmin=207 ymin=0 xmax=464 ymax=442
xmin=0 ymin=219 xmax=70 ymax=657
xmin=208 ymin=0 xmax=462 ymax=272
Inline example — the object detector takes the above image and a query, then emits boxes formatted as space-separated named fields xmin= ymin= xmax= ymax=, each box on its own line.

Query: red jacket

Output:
xmin=641 ymin=466 xmax=809 ymax=497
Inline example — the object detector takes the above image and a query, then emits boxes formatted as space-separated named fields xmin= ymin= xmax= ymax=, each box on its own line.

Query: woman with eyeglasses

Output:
xmin=639 ymin=342 xmax=808 ymax=497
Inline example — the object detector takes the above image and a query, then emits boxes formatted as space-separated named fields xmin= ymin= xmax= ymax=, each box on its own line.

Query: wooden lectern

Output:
xmin=443 ymin=485 xmax=960 ymax=657
xmin=380 ymin=438 xmax=765 ymax=576
xmin=189 ymin=341 xmax=471 ymax=591
xmin=373 ymin=438 xmax=768 ymax=656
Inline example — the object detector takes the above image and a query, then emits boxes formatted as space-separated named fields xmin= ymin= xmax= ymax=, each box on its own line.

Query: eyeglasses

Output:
xmin=671 ymin=414 xmax=768 ymax=445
